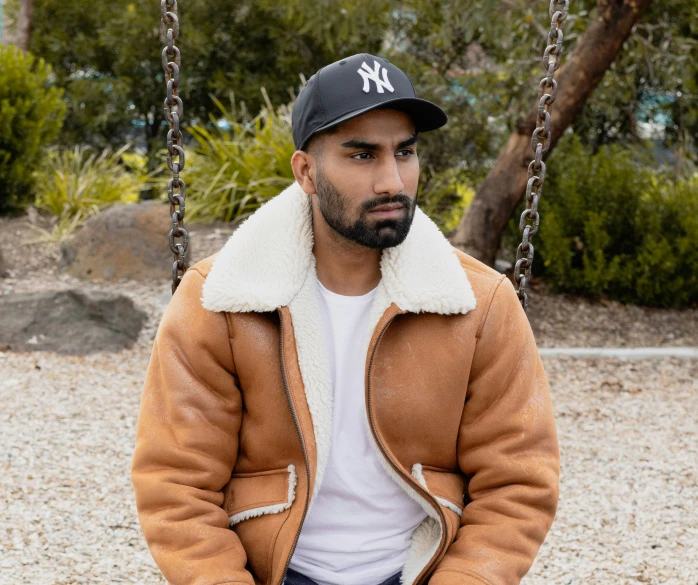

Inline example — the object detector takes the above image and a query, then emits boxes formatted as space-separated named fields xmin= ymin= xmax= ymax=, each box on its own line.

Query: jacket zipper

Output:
xmin=277 ymin=308 xmax=310 ymax=585
xmin=366 ymin=312 xmax=448 ymax=585
xmin=276 ymin=309 xmax=447 ymax=585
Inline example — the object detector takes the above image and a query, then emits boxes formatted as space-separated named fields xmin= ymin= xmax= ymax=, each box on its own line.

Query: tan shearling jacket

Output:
xmin=131 ymin=181 xmax=560 ymax=585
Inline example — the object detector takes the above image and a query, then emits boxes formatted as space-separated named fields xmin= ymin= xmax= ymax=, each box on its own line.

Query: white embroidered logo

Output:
xmin=357 ymin=60 xmax=395 ymax=94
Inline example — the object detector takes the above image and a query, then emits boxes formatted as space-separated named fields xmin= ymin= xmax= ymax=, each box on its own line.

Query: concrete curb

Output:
xmin=539 ymin=347 xmax=698 ymax=360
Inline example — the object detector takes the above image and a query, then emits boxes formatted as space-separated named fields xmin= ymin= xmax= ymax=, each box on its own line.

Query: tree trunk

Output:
xmin=4 ymin=0 xmax=33 ymax=50
xmin=449 ymin=0 xmax=653 ymax=266
xmin=17 ymin=0 xmax=34 ymax=51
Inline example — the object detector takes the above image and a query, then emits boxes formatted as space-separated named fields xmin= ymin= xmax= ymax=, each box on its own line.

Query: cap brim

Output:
xmin=313 ymin=97 xmax=448 ymax=136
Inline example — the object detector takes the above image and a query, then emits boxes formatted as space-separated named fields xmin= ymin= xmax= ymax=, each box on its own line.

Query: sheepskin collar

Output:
xmin=201 ymin=181 xmax=476 ymax=315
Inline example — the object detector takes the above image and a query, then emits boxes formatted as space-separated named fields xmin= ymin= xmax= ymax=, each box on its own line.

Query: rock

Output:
xmin=60 ymin=201 xmax=192 ymax=281
xmin=0 ymin=289 xmax=147 ymax=355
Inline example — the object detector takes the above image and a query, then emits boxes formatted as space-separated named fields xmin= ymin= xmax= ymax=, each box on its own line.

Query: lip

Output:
xmin=369 ymin=204 xmax=406 ymax=218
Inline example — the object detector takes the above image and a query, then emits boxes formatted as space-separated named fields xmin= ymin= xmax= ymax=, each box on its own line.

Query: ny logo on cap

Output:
xmin=357 ymin=60 xmax=395 ymax=94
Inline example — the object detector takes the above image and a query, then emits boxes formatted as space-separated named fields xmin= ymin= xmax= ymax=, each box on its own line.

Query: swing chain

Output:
xmin=515 ymin=0 xmax=569 ymax=311
xmin=161 ymin=0 xmax=189 ymax=294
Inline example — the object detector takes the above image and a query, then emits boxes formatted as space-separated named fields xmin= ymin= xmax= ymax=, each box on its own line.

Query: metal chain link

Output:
xmin=515 ymin=0 xmax=569 ymax=311
xmin=161 ymin=0 xmax=189 ymax=294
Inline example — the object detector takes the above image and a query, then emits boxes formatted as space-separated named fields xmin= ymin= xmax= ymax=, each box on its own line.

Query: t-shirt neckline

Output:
xmin=316 ymin=277 xmax=379 ymax=303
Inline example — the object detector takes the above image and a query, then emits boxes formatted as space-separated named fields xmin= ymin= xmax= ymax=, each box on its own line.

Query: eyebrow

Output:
xmin=340 ymin=133 xmax=419 ymax=151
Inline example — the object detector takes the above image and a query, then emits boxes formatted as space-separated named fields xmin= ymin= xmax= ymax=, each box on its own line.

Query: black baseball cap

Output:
xmin=292 ymin=53 xmax=448 ymax=151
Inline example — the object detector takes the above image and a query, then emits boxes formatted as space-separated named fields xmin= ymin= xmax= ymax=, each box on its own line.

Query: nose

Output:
xmin=373 ymin=157 xmax=405 ymax=197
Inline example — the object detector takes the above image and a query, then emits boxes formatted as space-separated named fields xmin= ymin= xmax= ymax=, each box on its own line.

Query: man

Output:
xmin=131 ymin=53 xmax=560 ymax=585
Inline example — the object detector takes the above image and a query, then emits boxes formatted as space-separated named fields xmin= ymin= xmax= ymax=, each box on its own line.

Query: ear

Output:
xmin=291 ymin=150 xmax=316 ymax=195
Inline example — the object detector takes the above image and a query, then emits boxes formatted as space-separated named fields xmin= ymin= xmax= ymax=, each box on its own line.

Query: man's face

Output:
xmin=309 ymin=109 xmax=420 ymax=249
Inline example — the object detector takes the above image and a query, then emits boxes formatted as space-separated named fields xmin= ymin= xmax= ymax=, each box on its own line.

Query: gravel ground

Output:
xmin=2 ymin=350 xmax=696 ymax=585
xmin=528 ymin=357 xmax=698 ymax=585
xmin=1 ymin=212 xmax=697 ymax=584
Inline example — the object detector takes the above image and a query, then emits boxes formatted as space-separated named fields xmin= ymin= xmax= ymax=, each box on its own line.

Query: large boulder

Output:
xmin=0 ymin=289 xmax=147 ymax=354
xmin=60 ymin=201 xmax=192 ymax=281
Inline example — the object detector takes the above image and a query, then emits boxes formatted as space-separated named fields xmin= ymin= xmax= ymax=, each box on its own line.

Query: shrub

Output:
xmin=27 ymin=145 xmax=149 ymax=243
xmin=162 ymin=92 xmax=296 ymax=225
xmin=419 ymin=167 xmax=476 ymax=234
xmin=0 ymin=45 xmax=66 ymax=213
xmin=506 ymin=134 xmax=698 ymax=308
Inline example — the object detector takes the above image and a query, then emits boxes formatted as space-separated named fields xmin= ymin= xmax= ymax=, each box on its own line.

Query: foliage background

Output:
xmin=1 ymin=0 xmax=697 ymax=305
xmin=0 ymin=44 xmax=66 ymax=212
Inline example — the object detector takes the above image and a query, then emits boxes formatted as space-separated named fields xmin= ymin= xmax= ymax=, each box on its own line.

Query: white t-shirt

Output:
xmin=287 ymin=277 xmax=428 ymax=585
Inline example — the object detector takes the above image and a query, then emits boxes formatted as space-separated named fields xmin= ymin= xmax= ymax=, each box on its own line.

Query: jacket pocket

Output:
xmin=222 ymin=464 xmax=297 ymax=584
xmin=411 ymin=464 xmax=468 ymax=544
xmin=223 ymin=464 xmax=297 ymax=525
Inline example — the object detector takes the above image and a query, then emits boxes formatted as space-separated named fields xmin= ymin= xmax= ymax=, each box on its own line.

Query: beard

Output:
xmin=314 ymin=168 xmax=418 ymax=249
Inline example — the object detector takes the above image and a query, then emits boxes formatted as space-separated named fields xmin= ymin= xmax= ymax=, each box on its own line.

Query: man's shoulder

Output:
xmin=452 ymin=246 xmax=501 ymax=279
xmin=187 ymin=252 xmax=219 ymax=280
xmin=451 ymin=246 xmax=507 ymax=301
xmin=450 ymin=246 xmax=524 ymax=327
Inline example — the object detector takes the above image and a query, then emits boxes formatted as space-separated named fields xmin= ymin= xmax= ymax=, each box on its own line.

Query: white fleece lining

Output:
xmin=436 ymin=496 xmax=464 ymax=517
xmin=228 ymin=464 xmax=297 ymax=527
xmin=201 ymin=183 xmax=314 ymax=313
xmin=201 ymin=182 xmax=479 ymax=584
xmin=411 ymin=463 xmax=464 ymax=517
xmin=287 ymin=257 xmax=333 ymax=510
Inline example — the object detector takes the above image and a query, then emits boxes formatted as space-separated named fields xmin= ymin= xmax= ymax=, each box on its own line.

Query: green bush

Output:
xmin=27 ymin=145 xmax=149 ymax=243
xmin=419 ymin=167 xmax=475 ymax=234
xmin=163 ymin=92 xmax=296 ymax=225
xmin=0 ymin=45 xmax=66 ymax=213
xmin=507 ymin=134 xmax=698 ymax=308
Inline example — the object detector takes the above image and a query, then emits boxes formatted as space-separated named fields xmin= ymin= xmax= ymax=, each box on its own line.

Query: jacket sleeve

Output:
xmin=429 ymin=275 xmax=560 ymax=585
xmin=131 ymin=267 xmax=255 ymax=585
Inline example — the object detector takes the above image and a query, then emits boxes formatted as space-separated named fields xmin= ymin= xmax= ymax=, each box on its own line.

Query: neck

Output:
xmin=310 ymin=195 xmax=382 ymax=296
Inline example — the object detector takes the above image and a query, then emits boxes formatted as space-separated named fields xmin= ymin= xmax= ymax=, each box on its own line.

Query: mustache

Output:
xmin=362 ymin=193 xmax=415 ymax=212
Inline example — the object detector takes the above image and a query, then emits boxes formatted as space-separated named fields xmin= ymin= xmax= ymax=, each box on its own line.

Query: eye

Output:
xmin=352 ymin=152 xmax=373 ymax=160
xmin=397 ymin=149 xmax=415 ymax=157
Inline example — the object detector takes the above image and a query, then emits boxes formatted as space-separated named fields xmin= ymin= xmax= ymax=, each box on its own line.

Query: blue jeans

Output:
xmin=283 ymin=567 xmax=402 ymax=585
